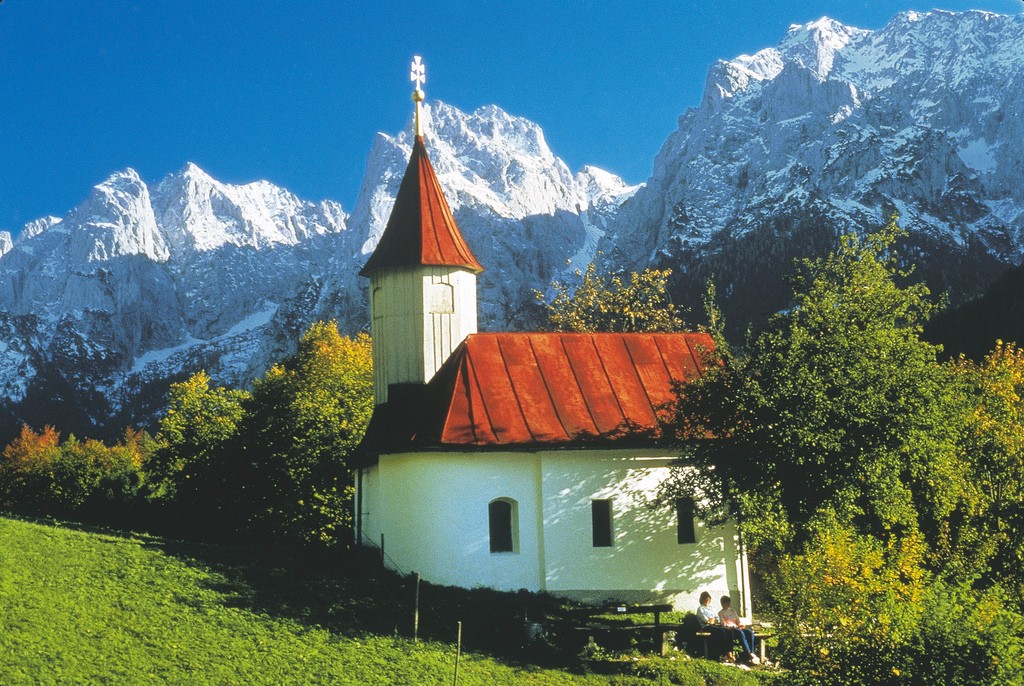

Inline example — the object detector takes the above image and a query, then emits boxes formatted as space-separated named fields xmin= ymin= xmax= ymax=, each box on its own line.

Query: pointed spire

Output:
xmin=359 ymin=58 xmax=483 ymax=277
xmin=360 ymin=137 xmax=483 ymax=276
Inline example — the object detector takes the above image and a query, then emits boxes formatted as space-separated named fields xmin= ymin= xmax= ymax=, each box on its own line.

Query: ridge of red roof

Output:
xmin=358 ymin=331 xmax=716 ymax=457
xmin=359 ymin=136 xmax=484 ymax=277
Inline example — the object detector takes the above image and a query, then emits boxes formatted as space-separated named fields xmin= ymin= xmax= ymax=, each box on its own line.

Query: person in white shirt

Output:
xmin=697 ymin=591 xmax=719 ymax=626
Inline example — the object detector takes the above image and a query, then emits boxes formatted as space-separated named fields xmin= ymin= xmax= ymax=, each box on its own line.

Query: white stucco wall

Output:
xmin=356 ymin=448 xmax=751 ymax=614
xmin=359 ymin=451 xmax=544 ymax=592
xmin=539 ymin=451 xmax=748 ymax=614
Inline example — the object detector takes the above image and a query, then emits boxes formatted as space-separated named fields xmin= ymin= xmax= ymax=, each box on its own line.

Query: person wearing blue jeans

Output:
xmin=695 ymin=591 xmax=733 ymax=660
xmin=719 ymin=595 xmax=760 ymax=665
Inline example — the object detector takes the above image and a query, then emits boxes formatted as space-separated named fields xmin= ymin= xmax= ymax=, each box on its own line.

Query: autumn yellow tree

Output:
xmin=954 ymin=341 xmax=1024 ymax=593
xmin=0 ymin=424 xmax=61 ymax=511
xmin=144 ymin=371 xmax=249 ymax=538
xmin=541 ymin=260 xmax=686 ymax=332
xmin=238 ymin=323 xmax=373 ymax=547
xmin=0 ymin=424 xmax=148 ymax=518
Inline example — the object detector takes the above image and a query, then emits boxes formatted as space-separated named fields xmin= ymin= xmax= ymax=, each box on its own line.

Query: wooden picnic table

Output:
xmin=572 ymin=604 xmax=678 ymax=656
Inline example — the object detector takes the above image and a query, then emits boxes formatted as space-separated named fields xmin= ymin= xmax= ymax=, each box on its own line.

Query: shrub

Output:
xmin=0 ymin=425 xmax=147 ymax=520
xmin=768 ymin=520 xmax=1024 ymax=686
xmin=624 ymin=657 xmax=767 ymax=685
xmin=0 ymin=424 xmax=62 ymax=513
xmin=912 ymin=579 xmax=1024 ymax=686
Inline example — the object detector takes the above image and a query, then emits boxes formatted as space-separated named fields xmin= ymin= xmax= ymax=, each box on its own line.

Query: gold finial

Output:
xmin=410 ymin=55 xmax=426 ymax=137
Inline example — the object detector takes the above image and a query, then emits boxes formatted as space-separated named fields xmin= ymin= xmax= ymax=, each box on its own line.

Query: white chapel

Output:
xmin=353 ymin=61 xmax=751 ymax=614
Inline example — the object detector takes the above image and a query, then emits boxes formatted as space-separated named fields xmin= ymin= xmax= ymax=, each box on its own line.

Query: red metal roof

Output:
xmin=359 ymin=331 xmax=716 ymax=455
xmin=359 ymin=136 xmax=484 ymax=277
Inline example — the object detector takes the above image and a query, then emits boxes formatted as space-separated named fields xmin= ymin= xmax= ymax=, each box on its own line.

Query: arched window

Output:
xmin=488 ymin=498 xmax=518 ymax=553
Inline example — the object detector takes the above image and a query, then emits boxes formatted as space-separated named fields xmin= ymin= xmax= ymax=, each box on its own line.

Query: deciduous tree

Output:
xmin=239 ymin=323 xmax=373 ymax=547
xmin=664 ymin=219 xmax=1024 ymax=683
xmin=0 ymin=424 xmax=148 ymax=519
xmin=147 ymin=371 xmax=249 ymax=511
xmin=669 ymin=219 xmax=969 ymax=556
xmin=540 ymin=260 xmax=686 ymax=332
xmin=953 ymin=341 xmax=1024 ymax=593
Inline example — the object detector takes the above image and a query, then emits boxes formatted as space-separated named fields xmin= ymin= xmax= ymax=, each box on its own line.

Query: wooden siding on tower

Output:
xmin=369 ymin=266 xmax=477 ymax=405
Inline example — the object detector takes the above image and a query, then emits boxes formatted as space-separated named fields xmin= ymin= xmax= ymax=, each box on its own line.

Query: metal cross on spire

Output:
xmin=411 ymin=55 xmax=426 ymax=137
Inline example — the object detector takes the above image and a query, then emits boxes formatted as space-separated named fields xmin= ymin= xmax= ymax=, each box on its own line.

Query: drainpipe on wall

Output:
xmin=356 ymin=467 xmax=364 ymax=547
xmin=737 ymin=522 xmax=752 ymax=619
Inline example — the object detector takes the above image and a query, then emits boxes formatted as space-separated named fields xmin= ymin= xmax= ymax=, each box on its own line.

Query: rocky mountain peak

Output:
xmin=780 ymin=17 xmax=870 ymax=79
xmin=349 ymin=100 xmax=614 ymax=260
xmin=576 ymin=166 xmax=639 ymax=207
xmin=415 ymin=101 xmax=573 ymax=216
xmin=608 ymin=8 xmax=1024 ymax=340
xmin=63 ymin=168 xmax=169 ymax=263
xmin=20 ymin=216 xmax=63 ymax=241
xmin=152 ymin=163 xmax=347 ymax=254
xmin=0 ymin=231 xmax=11 ymax=258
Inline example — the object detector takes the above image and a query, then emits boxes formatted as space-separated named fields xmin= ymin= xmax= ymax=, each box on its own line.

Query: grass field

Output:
xmin=0 ymin=516 xmax=770 ymax=685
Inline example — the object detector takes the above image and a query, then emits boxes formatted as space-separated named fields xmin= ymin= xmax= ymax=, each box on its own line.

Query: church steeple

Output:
xmin=360 ymin=57 xmax=483 ymax=406
xmin=358 ymin=136 xmax=483 ymax=278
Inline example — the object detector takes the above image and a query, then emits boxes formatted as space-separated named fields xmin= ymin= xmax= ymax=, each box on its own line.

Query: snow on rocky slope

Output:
xmin=4 ymin=9 xmax=1023 ymax=436
xmin=0 ymin=102 xmax=632 ymax=437
xmin=609 ymin=10 xmax=1024 ymax=334
xmin=0 ymin=165 xmax=348 ymax=434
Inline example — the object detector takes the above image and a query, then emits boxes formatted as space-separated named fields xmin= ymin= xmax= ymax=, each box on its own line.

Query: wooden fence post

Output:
xmin=413 ymin=573 xmax=420 ymax=642
xmin=453 ymin=621 xmax=462 ymax=685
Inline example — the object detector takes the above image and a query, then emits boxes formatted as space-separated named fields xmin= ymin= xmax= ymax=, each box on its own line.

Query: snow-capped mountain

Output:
xmin=609 ymin=9 xmax=1024 ymax=334
xmin=0 ymin=165 xmax=350 ymax=436
xmin=3 ymin=9 xmax=1024 ymax=438
xmin=333 ymin=101 xmax=636 ymax=325
xmin=0 ymin=102 xmax=633 ymax=438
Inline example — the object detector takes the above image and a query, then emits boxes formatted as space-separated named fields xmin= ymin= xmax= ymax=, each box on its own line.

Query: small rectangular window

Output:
xmin=676 ymin=498 xmax=696 ymax=544
xmin=592 ymin=499 xmax=613 ymax=547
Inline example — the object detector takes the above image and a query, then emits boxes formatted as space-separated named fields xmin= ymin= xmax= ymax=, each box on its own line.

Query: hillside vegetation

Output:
xmin=0 ymin=517 xmax=768 ymax=685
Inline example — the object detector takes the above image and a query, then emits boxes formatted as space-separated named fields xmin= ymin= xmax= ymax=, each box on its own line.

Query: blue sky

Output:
xmin=1 ymin=1 xmax=1021 ymax=235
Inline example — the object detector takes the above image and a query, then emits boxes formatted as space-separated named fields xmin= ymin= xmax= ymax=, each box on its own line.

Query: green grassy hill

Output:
xmin=0 ymin=516 xmax=768 ymax=685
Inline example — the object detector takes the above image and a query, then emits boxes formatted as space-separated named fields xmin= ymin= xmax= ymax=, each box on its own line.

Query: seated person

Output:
xmin=693 ymin=591 xmax=733 ymax=660
xmin=718 ymin=595 xmax=759 ymax=665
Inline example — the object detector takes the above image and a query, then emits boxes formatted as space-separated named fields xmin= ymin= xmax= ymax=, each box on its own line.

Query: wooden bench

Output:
xmin=694 ymin=625 xmax=772 ymax=662
xmin=751 ymin=624 xmax=773 ymax=662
